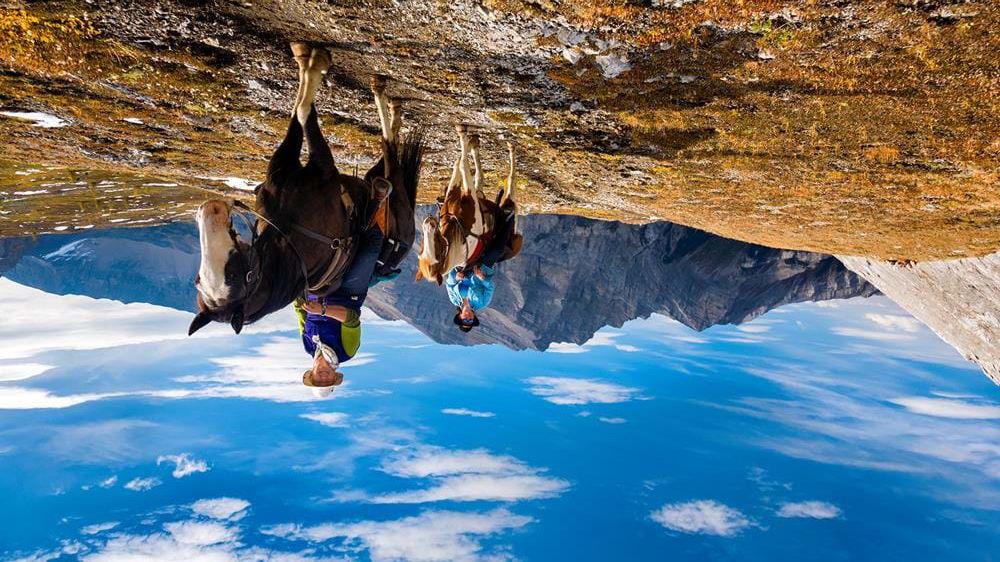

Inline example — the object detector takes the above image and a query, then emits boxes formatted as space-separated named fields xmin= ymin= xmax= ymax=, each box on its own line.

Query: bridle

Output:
xmin=229 ymin=199 xmax=312 ymax=301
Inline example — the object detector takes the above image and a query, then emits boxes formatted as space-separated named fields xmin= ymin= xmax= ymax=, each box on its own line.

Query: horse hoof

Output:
xmin=290 ymin=42 xmax=311 ymax=58
xmin=308 ymin=47 xmax=332 ymax=71
xmin=370 ymin=73 xmax=389 ymax=93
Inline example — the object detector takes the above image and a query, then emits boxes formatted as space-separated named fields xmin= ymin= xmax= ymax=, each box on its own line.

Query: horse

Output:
xmin=188 ymin=42 xmax=423 ymax=335
xmin=415 ymin=125 xmax=520 ymax=284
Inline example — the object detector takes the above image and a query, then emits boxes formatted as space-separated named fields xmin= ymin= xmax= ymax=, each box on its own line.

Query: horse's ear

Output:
xmin=415 ymin=268 xmax=424 ymax=281
xmin=188 ymin=312 xmax=212 ymax=336
xmin=230 ymin=308 xmax=245 ymax=334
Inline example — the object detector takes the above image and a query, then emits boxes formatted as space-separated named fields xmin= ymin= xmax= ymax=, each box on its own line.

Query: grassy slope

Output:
xmin=1 ymin=0 xmax=997 ymax=259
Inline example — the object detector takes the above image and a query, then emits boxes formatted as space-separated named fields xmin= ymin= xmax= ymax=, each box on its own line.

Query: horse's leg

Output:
xmin=469 ymin=133 xmax=484 ymax=196
xmin=303 ymin=106 xmax=338 ymax=178
xmin=290 ymin=42 xmax=310 ymax=118
xmin=455 ymin=124 xmax=474 ymax=196
xmin=295 ymin=48 xmax=337 ymax=178
xmin=295 ymin=46 xmax=331 ymax=127
xmin=266 ymin=116 xmax=304 ymax=187
xmin=371 ymin=74 xmax=393 ymax=143
xmin=370 ymin=74 xmax=397 ymax=182
xmin=501 ymin=142 xmax=517 ymax=209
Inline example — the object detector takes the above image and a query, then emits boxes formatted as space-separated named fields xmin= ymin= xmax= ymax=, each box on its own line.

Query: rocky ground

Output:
xmin=1 ymin=0 xmax=998 ymax=260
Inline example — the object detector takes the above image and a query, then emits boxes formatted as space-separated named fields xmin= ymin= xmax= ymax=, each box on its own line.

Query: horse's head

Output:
xmin=416 ymin=215 xmax=448 ymax=284
xmin=189 ymin=199 xmax=255 ymax=335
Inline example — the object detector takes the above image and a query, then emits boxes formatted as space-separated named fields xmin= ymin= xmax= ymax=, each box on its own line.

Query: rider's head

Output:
xmin=303 ymin=352 xmax=343 ymax=397
xmin=454 ymin=304 xmax=479 ymax=333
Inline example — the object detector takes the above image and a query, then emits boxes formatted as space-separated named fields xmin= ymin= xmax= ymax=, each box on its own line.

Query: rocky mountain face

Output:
xmin=839 ymin=253 xmax=1000 ymax=386
xmin=364 ymin=207 xmax=878 ymax=349
xmin=0 ymin=212 xmax=876 ymax=351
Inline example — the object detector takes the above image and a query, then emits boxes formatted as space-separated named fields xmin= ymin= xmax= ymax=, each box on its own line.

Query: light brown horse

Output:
xmin=416 ymin=125 xmax=519 ymax=284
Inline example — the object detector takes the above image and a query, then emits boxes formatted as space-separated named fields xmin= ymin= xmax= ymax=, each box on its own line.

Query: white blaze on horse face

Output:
xmin=196 ymin=199 xmax=236 ymax=304
xmin=419 ymin=218 xmax=439 ymax=265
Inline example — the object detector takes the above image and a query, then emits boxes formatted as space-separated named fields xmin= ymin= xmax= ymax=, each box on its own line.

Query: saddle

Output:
xmin=304 ymin=180 xmax=370 ymax=297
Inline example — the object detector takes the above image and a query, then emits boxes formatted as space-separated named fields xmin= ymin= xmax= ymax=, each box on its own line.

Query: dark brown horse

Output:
xmin=189 ymin=43 xmax=423 ymax=335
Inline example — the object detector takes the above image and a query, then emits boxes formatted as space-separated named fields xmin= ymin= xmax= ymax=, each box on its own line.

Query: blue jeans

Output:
xmin=324 ymin=224 xmax=384 ymax=307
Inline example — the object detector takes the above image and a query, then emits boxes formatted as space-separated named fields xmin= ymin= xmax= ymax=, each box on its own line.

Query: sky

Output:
xmin=0 ymin=272 xmax=998 ymax=561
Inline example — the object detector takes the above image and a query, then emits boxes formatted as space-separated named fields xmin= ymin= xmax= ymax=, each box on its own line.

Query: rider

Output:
xmin=446 ymin=196 xmax=517 ymax=332
xmin=297 ymin=179 xmax=390 ymax=397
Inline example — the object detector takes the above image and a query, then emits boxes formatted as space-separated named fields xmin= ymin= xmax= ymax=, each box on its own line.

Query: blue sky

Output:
xmin=0 ymin=277 xmax=998 ymax=561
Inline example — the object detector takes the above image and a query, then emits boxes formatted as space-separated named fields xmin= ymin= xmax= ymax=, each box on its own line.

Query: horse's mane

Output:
xmin=245 ymin=224 xmax=307 ymax=324
xmin=245 ymin=182 xmax=307 ymax=324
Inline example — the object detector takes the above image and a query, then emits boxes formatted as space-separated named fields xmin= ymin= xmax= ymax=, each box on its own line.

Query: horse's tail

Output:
xmin=398 ymin=128 xmax=425 ymax=209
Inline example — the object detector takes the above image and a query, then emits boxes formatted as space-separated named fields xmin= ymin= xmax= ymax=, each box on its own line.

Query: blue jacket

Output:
xmin=446 ymin=265 xmax=495 ymax=310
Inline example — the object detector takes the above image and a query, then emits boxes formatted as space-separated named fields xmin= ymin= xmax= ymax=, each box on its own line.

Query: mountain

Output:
xmin=839 ymin=253 xmax=1000 ymax=385
xmin=364 ymin=208 xmax=877 ymax=349
xmin=0 ymin=213 xmax=876 ymax=351
xmin=2 ymin=222 xmax=200 ymax=311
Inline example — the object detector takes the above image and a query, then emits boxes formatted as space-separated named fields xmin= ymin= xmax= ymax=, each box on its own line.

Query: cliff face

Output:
xmin=839 ymin=253 xmax=1000 ymax=385
xmin=364 ymin=208 xmax=877 ymax=349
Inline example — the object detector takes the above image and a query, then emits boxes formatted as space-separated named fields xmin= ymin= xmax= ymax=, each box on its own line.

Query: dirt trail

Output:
xmin=1 ymin=0 xmax=997 ymax=260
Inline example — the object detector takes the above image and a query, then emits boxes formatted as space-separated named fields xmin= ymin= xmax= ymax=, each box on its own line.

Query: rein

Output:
xmin=231 ymin=200 xmax=311 ymax=299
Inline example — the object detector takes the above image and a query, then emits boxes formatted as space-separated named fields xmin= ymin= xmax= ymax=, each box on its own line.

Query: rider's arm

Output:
xmin=469 ymin=269 xmax=496 ymax=309
xmin=322 ymin=304 xmax=354 ymax=323
xmin=340 ymin=307 xmax=362 ymax=358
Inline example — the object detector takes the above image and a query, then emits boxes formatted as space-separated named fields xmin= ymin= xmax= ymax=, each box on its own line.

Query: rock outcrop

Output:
xmin=364 ymin=208 xmax=877 ymax=349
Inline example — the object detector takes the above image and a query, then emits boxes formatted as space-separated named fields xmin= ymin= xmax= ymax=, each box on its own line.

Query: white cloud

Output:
xmin=81 ymin=522 xmax=119 ymax=535
xmin=0 ymin=387 xmax=128 ymax=410
xmin=547 ymin=330 xmax=628 ymax=354
xmin=123 ymin=477 xmax=161 ymax=492
xmin=370 ymin=474 xmax=568 ymax=504
xmin=441 ymin=408 xmax=495 ymax=418
xmin=526 ymin=376 xmax=640 ymax=405
xmin=157 ymin=454 xmax=209 ymax=478
xmin=889 ymin=397 xmax=1000 ymax=420
xmin=333 ymin=447 xmax=570 ymax=504
xmin=82 ymin=520 xmax=241 ymax=562
xmin=736 ymin=325 xmax=771 ymax=334
xmin=865 ymin=313 xmax=922 ymax=333
xmin=190 ymin=498 xmax=250 ymax=521
xmin=98 ymin=476 xmax=118 ymax=489
xmin=733 ymin=364 xmax=1000 ymax=509
xmin=381 ymin=448 xmax=532 ymax=479
xmin=776 ymin=501 xmax=842 ymax=519
xmin=300 ymin=412 xmax=351 ymax=427
xmin=0 ymin=363 xmax=52 ymax=381
xmin=546 ymin=342 xmax=588 ymax=354
xmin=650 ymin=500 xmax=751 ymax=537
xmin=598 ymin=417 xmax=627 ymax=424
xmin=162 ymin=521 xmax=236 ymax=546
xmin=262 ymin=508 xmax=533 ymax=562
xmin=0 ymin=279 xmax=285 ymax=363
xmin=830 ymin=327 xmax=915 ymax=342
xmin=615 ymin=345 xmax=640 ymax=352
